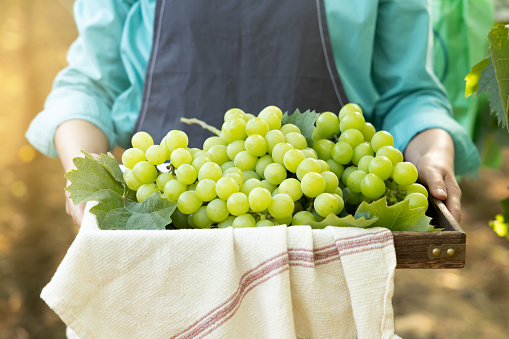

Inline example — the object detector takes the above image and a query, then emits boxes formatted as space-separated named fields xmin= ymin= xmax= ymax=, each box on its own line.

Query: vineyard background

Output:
xmin=0 ymin=0 xmax=508 ymax=338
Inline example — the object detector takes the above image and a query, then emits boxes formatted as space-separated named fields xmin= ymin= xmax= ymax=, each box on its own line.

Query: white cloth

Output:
xmin=42 ymin=203 xmax=399 ymax=339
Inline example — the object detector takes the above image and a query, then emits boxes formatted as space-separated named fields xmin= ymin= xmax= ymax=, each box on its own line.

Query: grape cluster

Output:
xmin=121 ymin=103 xmax=428 ymax=229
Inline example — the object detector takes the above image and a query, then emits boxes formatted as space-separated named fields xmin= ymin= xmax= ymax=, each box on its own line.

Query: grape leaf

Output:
xmin=281 ymin=109 xmax=319 ymax=146
xmin=488 ymin=25 xmax=509 ymax=127
xmin=477 ymin=57 xmax=507 ymax=129
xmin=355 ymin=197 xmax=434 ymax=231
xmin=464 ymin=57 xmax=489 ymax=98
xmin=302 ymin=213 xmax=378 ymax=229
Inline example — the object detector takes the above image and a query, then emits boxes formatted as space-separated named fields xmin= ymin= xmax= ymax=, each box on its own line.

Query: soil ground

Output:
xmin=0 ymin=1 xmax=508 ymax=338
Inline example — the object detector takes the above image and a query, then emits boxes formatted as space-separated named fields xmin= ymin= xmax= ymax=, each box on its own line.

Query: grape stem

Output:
xmin=180 ymin=118 xmax=221 ymax=136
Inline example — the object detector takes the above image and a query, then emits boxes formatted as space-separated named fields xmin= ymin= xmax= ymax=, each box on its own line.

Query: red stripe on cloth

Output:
xmin=172 ymin=252 xmax=289 ymax=339
xmin=336 ymin=232 xmax=393 ymax=253
xmin=339 ymin=239 xmax=394 ymax=257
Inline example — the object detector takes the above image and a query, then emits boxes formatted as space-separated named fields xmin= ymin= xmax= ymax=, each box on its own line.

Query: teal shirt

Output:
xmin=26 ymin=0 xmax=481 ymax=175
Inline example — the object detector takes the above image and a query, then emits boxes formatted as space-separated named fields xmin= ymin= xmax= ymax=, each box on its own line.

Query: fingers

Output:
xmin=65 ymin=197 xmax=86 ymax=227
xmin=443 ymin=174 xmax=462 ymax=222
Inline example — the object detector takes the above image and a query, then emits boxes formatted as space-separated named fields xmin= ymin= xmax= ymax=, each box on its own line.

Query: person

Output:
xmin=26 ymin=0 xmax=480 ymax=226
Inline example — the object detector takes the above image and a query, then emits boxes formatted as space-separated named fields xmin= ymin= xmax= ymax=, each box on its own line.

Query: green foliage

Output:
xmin=489 ymin=195 xmax=509 ymax=240
xmin=281 ymin=109 xmax=319 ymax=147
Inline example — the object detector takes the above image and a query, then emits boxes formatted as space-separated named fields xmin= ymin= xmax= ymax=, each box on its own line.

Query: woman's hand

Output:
xmin=404 ymin=128 xmax=461 ymax=222
xmin=55 ymin=120 xmax=109 ymax=226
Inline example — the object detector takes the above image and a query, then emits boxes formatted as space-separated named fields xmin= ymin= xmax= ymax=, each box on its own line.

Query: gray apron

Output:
xmin=136 ymin=0 xmax=348 ymax=147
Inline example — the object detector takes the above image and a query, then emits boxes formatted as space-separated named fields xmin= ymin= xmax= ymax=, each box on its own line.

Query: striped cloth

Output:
xmin=42 ymin=204 xmax=400 ymax=339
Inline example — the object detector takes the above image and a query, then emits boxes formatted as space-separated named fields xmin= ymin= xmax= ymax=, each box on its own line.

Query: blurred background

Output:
xmin=0 ymin=0 xmax=508 ymax=338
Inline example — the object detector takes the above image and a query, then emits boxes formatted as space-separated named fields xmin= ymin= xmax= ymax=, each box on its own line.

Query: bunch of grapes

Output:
xmin=120 ymin=103 xmax=429 ymax=229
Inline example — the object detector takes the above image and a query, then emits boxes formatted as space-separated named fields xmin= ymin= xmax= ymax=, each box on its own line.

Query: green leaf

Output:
xmin=355 ymin=197 xmax=434 ymax=231
xmin=96 ymin=152 xmax=125 ymax=184
xmin=464 ymin=57 xmax=490 ymax=98
xmin=281 ymin=109 xmax=319 ymax=146
xmin=478 ymin=57 xmax=507 ymax=130
xmin=65 ymin=152 xmax=124 ymax=205
xmin=303 ymin=213 xmax=378 ymax=229
xmin=487 ymin=25 xmax=509 ymax=129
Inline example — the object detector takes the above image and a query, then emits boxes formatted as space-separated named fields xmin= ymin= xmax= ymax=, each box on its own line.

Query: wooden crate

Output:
xmin=393 ymin=197 xmax=466 ymax=269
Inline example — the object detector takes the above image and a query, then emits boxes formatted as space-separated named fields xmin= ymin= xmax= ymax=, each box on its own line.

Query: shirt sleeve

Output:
xmin=371 ymin=0 xmax=481 ymax=175
xmin=25 ymin=0 xmax=132 ymax=157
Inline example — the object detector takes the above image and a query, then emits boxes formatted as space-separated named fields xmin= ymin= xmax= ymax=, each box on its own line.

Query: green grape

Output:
xmin=280 ymin=124 xmax=301 ymax=135
xmin=223 ymin=167 xmax=245 ymax=181
xmin=291 ymin=211 xmax=316 ymax=225
xmin=360 ymin=173 xmax=385 ymax=199
xmin=370 ymin=131 xmax=394 ymax=153
xmin=369 ymin=156 xmax=393 ymax=180
xmin=278 ymin=178 xmax=303 ymax=201
xmin=195 ymin=179 xmax=217 ymax=202
xmin=343 ymin=187 xmax=361 ymax=205
xmin=317 ymin=160 xmax=329 ymax=172
xmin=187 ymin=214 xmax=197 ymax=228
xmin=332 ymin=142 xmax=353 ymax=165
xmin=122 ymin=148 xmax=146 ymax=169
xmin=311 ymin=127 xmax=323 ymax=141
xmin=124 ymin=169 xmax=143 ymax=190
xmin=392 ymin=161 xmax=418 ymax=186
xmin=164 ymin=130 xmax=189 ymax=153
xmin=220 ymin=161 xmax=235 ymax=172
xmin=321 ymin=171 xmax=339 ymax=193
xmin=376 ymin=145 xmax=400 ymax=166
xmin=240 ymin=178 xmax=263 ymax=196
xmin=176 ymin=164 xmax=197 ymax=185
xmin=192 ymin=156 xmax=210 ymax=171
xmin=357 ymin=155 xmax=374 ymax=172
xmin=203 ymin=136 xmax=227 ymax=151
xmin=206 ymin=198 xmax=230 ymax=222
xmin=361 ymin=122 xmax=376 ymax=142
xmin=313 ymin=139 xmax=334 ymax=160
xmin=340 ymin=112 xmax=365 ymax=132
xmin=265 ymin=130 xmax=286 ymax=154
xmin=191 ymin=206 xmax=213 ymax=228
xmin=223 ymin=172 xmax=244 ymax=188
xmin=177 ymin=190 xmax=202 ymax=214
xmin=131 ymin=131 xmax=154 ymax=152
xmin=170 ymin=148 xmax=192 ymax=168
xmin=268 ymin=194 xmax=295 ymax=219
xmin=271 ymin=142 xmax=294 ymax=165
xmin=259 ymin=111 xmax=281 ymax=130
xmin=198 ymin=162 xmax=222 ymax=182
xmin=234 ymin=151 xmax=258 ymax=171
xmin=208 ymin=145 xmax=229 ymax=166
xmin=273 ymin=215 xmax=293 ymax=225
xmin=264 ymin=163 xmax=287 ymax=185
xmin=246 ymin=117 xmax=270 ymax=136
xmin=222 ymin=117 xmax=247 ymax=143
xmin=326 ymin=159 xmax=344 ymax=179
xmin=401 ymin=183 xmax=428 ymax=198
xmin=245 ymin=134 xmax=268 ymax=157
xmin=332 ymin=193 xmax=345 ymax=214
xmin=215 ymin=176 xmax=240 ymax=200
xmin=227 ymin=192 xmax=249 ymax=216
xmin=255 ymin=154 xmax=273 ymax=179
xmin=226 ymin=139 xmax=246 ymax=161
xmin=334 ymin=186 xmax=344 ymax=199
xmin=243 ymin=170 xmax=261 ymax=181
xmin=187 ymin=183 xmax=197 ymax=191
xmin=351 ymin=142 xmax=374 ymax=166
xmin=338 ymin=103 xmax=363 ymax=120
xmin=314 ymin=193 xmax=340 ymax=218
xmin=164 ymin=179 xmax=187 ymax=201
xmin=259 ymin=105 xmax=283 ymax=120
xmin=156 ymin=172 xmax=174 ymax=191
xmin=245 ymin=113 xmax=255 ymax=121
xmin=346 ymin=169 xmax=367 ymax=193
xmin=133 ymin=161 xmax=158 ymax=184
xmin=261 ymin=179 xmax=277 ymax=193
xmin=272 ymin=188 xmax=279 ymax=196
xmin=135 ymin=183 xmax=158 ymax=202
xmin=296 ymin=158 xmax=321 ymax=181
xmin=217 ymin=215 xmax=235 ymax=228
xmin=248 ymin=187 xmax=272 ymax=212
xmin=339 ymin=129 xmax=364 ymax=148
xmin=171 ymin=209 xmax=189 ymax=229
xmin=232 ymin=214 xmax=256 ymax=228
xmin=316 ymin=111 xmax=340 ymax=138
xmin=285 ymin=132 xmax=307 ymax=150
xmin=256 ymin=219 xmax=275 ymax=227
xmin=188 ymin=148 xmax=200 ymax=156
xmin=404 ymin=193 xmax=428 ymax=210
xmin=301 ymin=148 xmax=318 ymax=159
xmin=224 ymin=108 xmax=246 ymax=121
xmin=301 ymin=172 xmax=326 ymax=198
xmin=283 ymin=149 xmax=305 ymax=173
xmin=341 ymin=166 xmax=358 ymax=186
xmin=192 ymin=150 xmax=212 ymax=161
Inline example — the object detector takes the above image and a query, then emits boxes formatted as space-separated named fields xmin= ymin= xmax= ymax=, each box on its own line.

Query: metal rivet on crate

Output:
xmin=447 ymin=248 xmax=456 ymax=257
xmin=432 ymin=248 xmax=441 ymax=257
